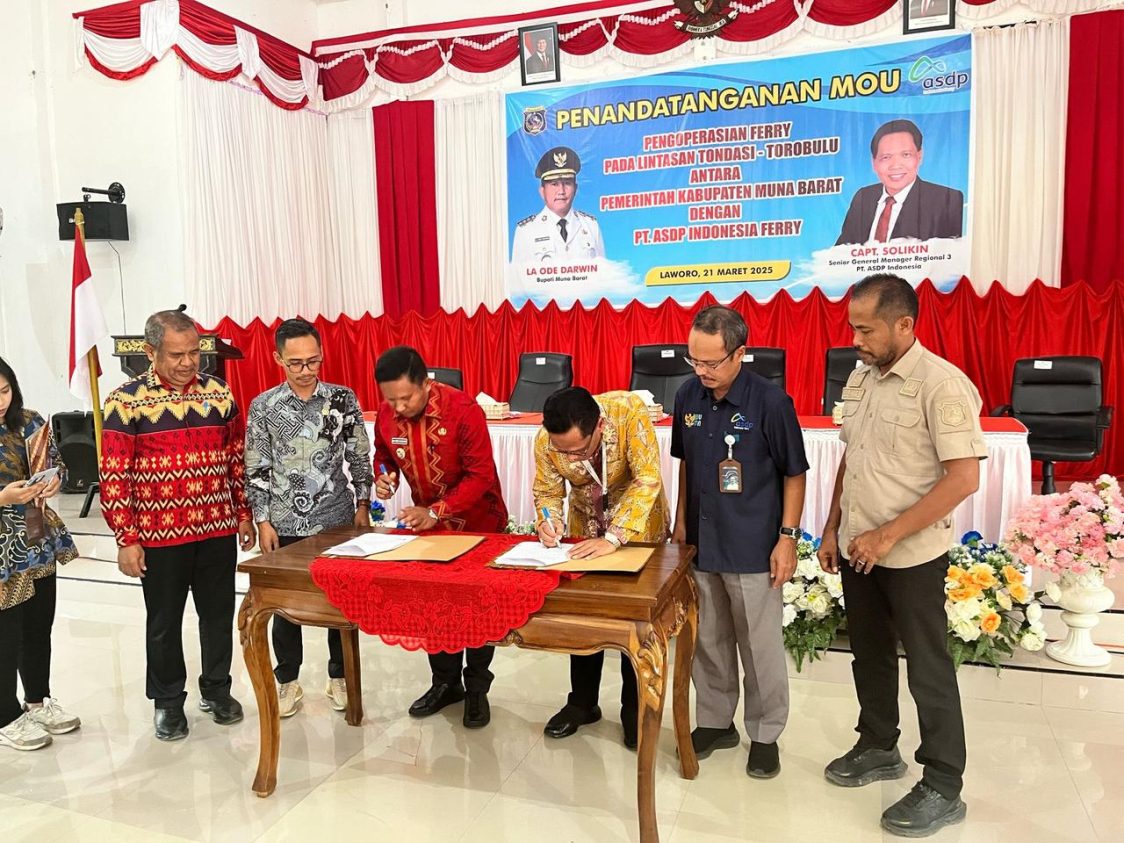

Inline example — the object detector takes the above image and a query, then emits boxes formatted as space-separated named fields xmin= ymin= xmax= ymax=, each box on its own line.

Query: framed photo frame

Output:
xmin=518 ymin=23 xmax=560 ymax=86
xmin=903 ymin=0 xmax=955 ymax=35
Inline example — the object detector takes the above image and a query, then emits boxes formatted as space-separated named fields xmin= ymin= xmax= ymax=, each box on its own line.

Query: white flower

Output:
xmin=795 ymin=555 xmax=820 ymax=580
xmin=782 ymin=604 xmax=797 ymax=627
xmin=782 ymin=581 xmax=804 ymax=604
xmin=952 ymin=619 xmax=982 ymax=642
xmin=947 ymin=597 xmax=982 ymax=623
xmin=995 ymin=590 xmax=1013 ymax=612
xmin=1025 ymin=602 xmax=1043 ymax=624
xmin=806 ymin=590 xmax=832 ymax=618
xmin=822 ymin=573 xmax=843 ymax=599
xmin=1044 ymin=581 xmax=1061 ymax=602
xmin=1020 ymin=629 xmax=1045 ymax=651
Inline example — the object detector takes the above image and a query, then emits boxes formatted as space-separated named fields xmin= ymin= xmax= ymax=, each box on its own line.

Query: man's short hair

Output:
xmin=374 ymin=345 xmax=428 ymax=385
xmin=691 ymin=305 xmax=748 ymax=353
xmin=851 ymin=274 xmax=919 ymax=323
xmin=144 ymin=309 xmax=197 ymax=350
xmin=870 ymin=119 xmax=923 ymax=157
xmin=543 ymin=387 xmax=600 ymax=438
xmin=274 ymin=318 xmax=320 ymax=353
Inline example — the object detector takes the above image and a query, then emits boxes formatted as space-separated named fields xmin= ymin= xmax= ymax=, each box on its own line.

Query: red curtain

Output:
xmin=207 ymin=280 xmax=1124 ymax=482
xmin=1061 ymin=10 xmax=1124 ymax=292
xmin=373 ymin=101 xmax=441 ymax=318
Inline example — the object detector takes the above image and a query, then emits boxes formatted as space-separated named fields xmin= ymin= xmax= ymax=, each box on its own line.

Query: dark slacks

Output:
xmin=141 ymin=535 xmax=237 ymax=710
xmin=271 ymin=535 xmax=343 ymax=684
xmin=429 ymin=647 xmax=494 ymax=693
xmin=0 ymin=573 xmax=59 ymax=728
xmin=841 ymin=553 xmax=966 ymax=799
xmin=567 ymin=652 xmax=638 ymax=720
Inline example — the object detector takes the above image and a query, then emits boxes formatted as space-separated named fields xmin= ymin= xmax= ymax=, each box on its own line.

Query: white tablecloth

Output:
xmin=366 ymin=420 xmax=1031 ymax=543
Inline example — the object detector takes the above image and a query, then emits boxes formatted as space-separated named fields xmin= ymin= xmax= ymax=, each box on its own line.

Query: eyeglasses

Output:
xmin=551 ymin=434 xmax=596 ymax=458
xmin=683 ymin=350 xmax=737 ymax=371
xmin=284 ymin=357 xmax=323 ymax=373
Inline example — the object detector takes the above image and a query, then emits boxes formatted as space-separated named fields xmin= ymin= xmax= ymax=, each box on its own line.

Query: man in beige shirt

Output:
xmin=818 ymin=274 xmax=985 ymax=838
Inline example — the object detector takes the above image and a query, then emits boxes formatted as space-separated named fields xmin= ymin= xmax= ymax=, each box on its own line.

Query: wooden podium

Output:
xmin=112 ymin=334 xmax=244 ymax=380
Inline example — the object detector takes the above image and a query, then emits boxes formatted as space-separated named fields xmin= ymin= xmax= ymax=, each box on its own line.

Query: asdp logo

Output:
xmin=908 ymin=56 xmax=969 ymax=95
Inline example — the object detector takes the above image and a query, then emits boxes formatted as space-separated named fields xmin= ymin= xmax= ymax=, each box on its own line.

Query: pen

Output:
xmin=380 ymin=463 xmax=397 ymax=494
xmin=540 ymin=507 xmax=554 ymax=547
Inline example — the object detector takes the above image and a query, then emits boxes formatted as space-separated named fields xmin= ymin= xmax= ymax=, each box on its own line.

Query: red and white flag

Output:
xmin=68 ymin=222 xmax=108 ymax=403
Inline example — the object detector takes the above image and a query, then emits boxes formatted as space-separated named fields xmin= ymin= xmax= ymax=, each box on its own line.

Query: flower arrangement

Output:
xmin=1004 ymin=474 xmax=1124 ymax=581
xmin=782 ymin=534 xmax=847 ymax=670
xmin=945 ymin=533 xmax=1046 ymax=671
xmin=504 ymin=518 xmax=538 ymax=536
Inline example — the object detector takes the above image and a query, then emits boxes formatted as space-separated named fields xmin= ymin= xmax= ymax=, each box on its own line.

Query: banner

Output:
xmin=505 ymin=34 xmax=972 ymax=307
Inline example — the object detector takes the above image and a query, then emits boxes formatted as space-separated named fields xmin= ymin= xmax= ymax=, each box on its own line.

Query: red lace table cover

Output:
xmin=309 ymin=533 xmax=576 ymax=653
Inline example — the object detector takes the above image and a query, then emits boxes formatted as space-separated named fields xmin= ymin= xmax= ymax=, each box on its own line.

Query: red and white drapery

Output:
xmin=74 ymin=0 xmax=318 ymax=110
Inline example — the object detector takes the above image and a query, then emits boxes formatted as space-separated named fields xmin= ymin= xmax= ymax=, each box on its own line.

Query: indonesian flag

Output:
xmin=68 ymin=223 xmax=108 ymax=403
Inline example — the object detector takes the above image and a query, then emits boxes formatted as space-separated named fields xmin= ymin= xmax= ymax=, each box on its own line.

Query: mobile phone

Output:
xmin=24 ymin=466 xmax=60 ymax=488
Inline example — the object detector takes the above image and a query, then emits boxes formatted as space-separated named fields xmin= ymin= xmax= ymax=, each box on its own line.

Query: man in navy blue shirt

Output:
xmin=671 ymin=305 xmax=808 ymax=779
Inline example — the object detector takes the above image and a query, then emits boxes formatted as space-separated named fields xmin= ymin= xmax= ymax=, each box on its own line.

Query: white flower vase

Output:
xmin=1045 ymin=571 xmax=1116 ymax=668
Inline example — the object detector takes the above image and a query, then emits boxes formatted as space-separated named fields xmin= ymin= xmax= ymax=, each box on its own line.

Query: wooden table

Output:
xmin=237 ymin=528 xmax=699 ymax=843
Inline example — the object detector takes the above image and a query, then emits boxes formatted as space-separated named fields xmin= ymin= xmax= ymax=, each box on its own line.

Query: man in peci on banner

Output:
xmin=836 ymin=119 xmax=964 ymax=245
xmin=511 ymin=146 xmax=606 ymax=265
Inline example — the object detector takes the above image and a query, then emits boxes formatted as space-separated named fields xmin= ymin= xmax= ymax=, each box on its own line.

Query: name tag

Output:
xmin=841 ymin=387 xmax=865 ymax=401
xmin=391 ymin=437 xmax=408 ymax=445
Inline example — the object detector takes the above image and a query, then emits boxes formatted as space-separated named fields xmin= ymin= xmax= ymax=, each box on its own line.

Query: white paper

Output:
xmin=325 ymin=533 xmax=417 ymax=557
xmin=631 ymin=389 xmax=656 ymax=406
xmin=1033 ymin=360 xmax=1053 ymax=370
xmin=476 ymin=391 xmax=499 ymax=404
xmin=493 ymin=543 xmax=571 ymax=568
xmin=660 ymin=349 xmax=675 ymax=358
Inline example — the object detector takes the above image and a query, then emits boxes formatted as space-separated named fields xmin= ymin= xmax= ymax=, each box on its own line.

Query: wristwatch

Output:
xmin=427 ymin=508 xmax=439 ymax=522
xmin=778 ymin=526 xmax=802 ymax=540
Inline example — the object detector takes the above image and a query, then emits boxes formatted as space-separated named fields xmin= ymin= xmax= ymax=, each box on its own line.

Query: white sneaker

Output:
xmin=326 ymin=678 xmax=348 ymax=711
xmin=278 ymin=681 xmax=303 ymax=718
xmin=25 ymin=697 xmax=81 ymax=735
xmin=0 ymin=712 xmax=53 ymax=751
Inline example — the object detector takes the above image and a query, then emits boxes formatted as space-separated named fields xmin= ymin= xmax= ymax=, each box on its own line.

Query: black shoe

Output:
xmin=463 ymin=692 xmax=490 ymax=729
xmin=154 ymin=707 xmax=189 ymax=741
xmin=409 ymin=683 xmax=466 ymax=718
xmin=543 ymin=704 xmax=602 ymax=739
xmin=622 ymin=710 xmax=638 ymax=750
xmin=199 ymin=695 xmax=244 ymax=725
xmin=690 ymin=725 xmax=740 ymax=760
xmin=746 ymin=741 xmax=780 ymax=779
xmin=881 ymin=781 xmax=966 ymax=837
xmin=824 ymin=744 xmax=907 ymax=788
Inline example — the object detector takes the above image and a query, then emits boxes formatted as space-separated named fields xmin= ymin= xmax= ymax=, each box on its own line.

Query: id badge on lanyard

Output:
xmin=718 ymin=433 xmax=742 ymax=494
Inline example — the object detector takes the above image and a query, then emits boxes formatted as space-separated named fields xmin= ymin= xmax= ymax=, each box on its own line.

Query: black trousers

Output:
xmin=141 ymin=535 xmax=237 ymax=710
xmin=841 ymin=554 xmax=966 ymax=799
xmin=272 ymin=535 xmax=343 ymax=684
xmin=0 ymin=573 xmax=58 ymax=727
xmin=429 ymin=647 xmax=494 ymax=693
xmin=567 ymin=652 xmax=638 ymax=719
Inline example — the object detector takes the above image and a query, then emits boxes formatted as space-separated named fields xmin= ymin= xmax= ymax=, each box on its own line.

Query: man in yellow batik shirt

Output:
xmin=532 ymin=387 xmax=669 ymax=749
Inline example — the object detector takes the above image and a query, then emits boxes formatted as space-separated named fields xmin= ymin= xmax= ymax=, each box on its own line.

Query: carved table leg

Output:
xmin=630 ymin=626 xmax=669 ymax=843
xmin=672 ymin=590 xmax=699 ymax=779
xmin=238 ymin=592 xmax=279 ymax=797
xmin=340 ymin=627 xmax=364 ymax=726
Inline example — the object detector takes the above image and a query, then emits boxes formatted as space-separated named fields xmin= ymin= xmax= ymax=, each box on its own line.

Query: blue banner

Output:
xmin=505 ymin=35 xmax=972 ymax=307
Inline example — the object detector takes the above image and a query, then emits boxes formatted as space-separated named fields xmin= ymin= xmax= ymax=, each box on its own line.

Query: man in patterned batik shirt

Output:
xmin=533 ymin=387 xmax=669 ymax=749
xmin=245 ymin=318 xmax=372 ymax=718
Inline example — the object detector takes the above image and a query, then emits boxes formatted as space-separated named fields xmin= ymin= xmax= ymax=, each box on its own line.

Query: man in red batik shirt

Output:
xmin=101 ymin=310 xmax=255 ymax=742
xmin=372 ymin=346 xmax=508 ymax=729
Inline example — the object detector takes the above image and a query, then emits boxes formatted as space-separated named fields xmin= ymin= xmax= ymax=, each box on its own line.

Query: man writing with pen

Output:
xmin=371 ymin=346 xmax=508 ymax=729
xmin=532 ymin=386 xmax=670 ymax=749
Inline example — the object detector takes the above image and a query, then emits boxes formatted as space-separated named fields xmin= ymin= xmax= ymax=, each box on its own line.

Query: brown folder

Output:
xmin=352 ymin=534 xmax=485 ymax=562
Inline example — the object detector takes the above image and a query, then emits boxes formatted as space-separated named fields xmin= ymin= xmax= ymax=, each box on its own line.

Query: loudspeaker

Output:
xmin=51 ymin=412 xmax=99 ymax=493
xmin=56 ymin=202 xmax=129 ymax=241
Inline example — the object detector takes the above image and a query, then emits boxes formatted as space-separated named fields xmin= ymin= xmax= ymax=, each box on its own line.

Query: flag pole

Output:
xmin=75 ymin=208 xmax=104 ymax=463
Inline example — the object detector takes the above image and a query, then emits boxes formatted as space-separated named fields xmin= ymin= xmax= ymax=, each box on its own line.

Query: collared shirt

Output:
xmin=867 ymin=179 xmax=915 ymax=242
xmin=244 ymin=381 xmax=372 ymax=537
xmin=101 ymin=367 xmax=252 ymax=548
xmin=371 ymin=381 xmax=508 ymax=533
xmin=672 ymin=368 xmax=809 ymax=574
xmin=838 ymin=340 xmax=986 ymax=569
xmin=532 ymin=391 xmax=670 ymax=544
xmin=511 ymin=206 xmax=606 ymax=264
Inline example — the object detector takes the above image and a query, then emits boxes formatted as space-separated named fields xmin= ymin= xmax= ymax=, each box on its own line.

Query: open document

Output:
xmin=492 ymin=543 xmax=572 ymax=569
xmin=324 ymin=533 xmax=418 ymax=558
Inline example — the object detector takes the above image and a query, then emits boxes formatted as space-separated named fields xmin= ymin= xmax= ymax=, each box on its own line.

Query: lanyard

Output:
xmin=580 ymin=447 xmax=606 ymax=490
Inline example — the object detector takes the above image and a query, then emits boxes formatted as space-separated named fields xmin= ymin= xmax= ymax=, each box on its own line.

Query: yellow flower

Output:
xmin=1002 ymin=565 xmax=1023 ymax=586
xmin=949 ymin=585 xmax=982 ymax=603
xmin=1009 ymin=582 xmax=1030 ymax=604
xmin=969 ymin=563 xmax=999 ymax=590
xmin=946 ymin=565 xmax=968 ymax=585
xmin=980 ymin=611 xmax=1002 ymax=635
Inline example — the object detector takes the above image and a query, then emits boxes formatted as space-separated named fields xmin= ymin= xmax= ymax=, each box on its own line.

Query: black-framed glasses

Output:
xmin=284 ymin=357 xmax=323 ymax=373
xmin=683 ymin=349 xmax=737 ymax=371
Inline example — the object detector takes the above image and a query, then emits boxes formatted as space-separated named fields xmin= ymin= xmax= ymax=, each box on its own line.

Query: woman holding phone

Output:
xmin=0 ymin=357 xmax=80 ymax=751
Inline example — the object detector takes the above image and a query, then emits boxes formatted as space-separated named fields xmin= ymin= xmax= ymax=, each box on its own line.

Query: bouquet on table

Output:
xmin=945 ymin=532 xmax=1045 ymax=671
xmin=782 ymin=533 xmax=847 ymax=670
xmin=504 ymin=518 xmax=538 ymax=536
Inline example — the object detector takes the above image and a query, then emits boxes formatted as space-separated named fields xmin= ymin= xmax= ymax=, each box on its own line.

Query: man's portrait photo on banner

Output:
xmin=511 ymin=145 xmax=606 ymax=265
xmin=519 ymin=23 xmax=560 ymax=86
xmin=904 ymin=0 xmax=955 ymax=34
xmin=835 ymin=119 xmax=964 ymax=246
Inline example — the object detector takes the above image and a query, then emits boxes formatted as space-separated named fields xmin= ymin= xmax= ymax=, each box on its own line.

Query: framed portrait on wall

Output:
xmin=903 ymin=0 xmax=955 ymax=35
xmin=518 ymin=23 xmax=560 ymax=86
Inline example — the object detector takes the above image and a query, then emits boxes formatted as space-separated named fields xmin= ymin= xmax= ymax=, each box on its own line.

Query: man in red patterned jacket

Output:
xmin=372 ymin=346 xmax=508 ymax=729
xmin=101 ymin=310 xmax=256 ymax=742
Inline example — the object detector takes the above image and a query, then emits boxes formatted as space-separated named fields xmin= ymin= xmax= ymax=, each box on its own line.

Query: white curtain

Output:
xmin=327 ymin=109 xmax=382 ymax=318
xmin=434 ymin=92 xmax=507 ymax=313
xmin=179 ymin=71 xmax=381 ymax=325
xmin=969 ymin=19 xmax=1069 ymax=293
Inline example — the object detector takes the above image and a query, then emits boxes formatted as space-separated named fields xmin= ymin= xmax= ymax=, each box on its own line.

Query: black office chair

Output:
xmin=427 ymin=367 xmax=464 ymax=390
xmin=742 ymin=347 xmax=786 ymax=390
xmin=509 ymin=352 xmax=573 ymax=413
xmin=992 ymin=356 xmax=1112 ymax=494
xmin=823 ymin=347 xmax=862 ymax=412
xmin=629 ymin=344 xmax=692 ymax=409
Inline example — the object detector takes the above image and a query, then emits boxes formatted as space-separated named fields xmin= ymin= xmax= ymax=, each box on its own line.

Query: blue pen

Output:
xmin=540 ymin=507 xmax=556 ymax=547
xmin=379 ymin=463 xmax=396 ymax=494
